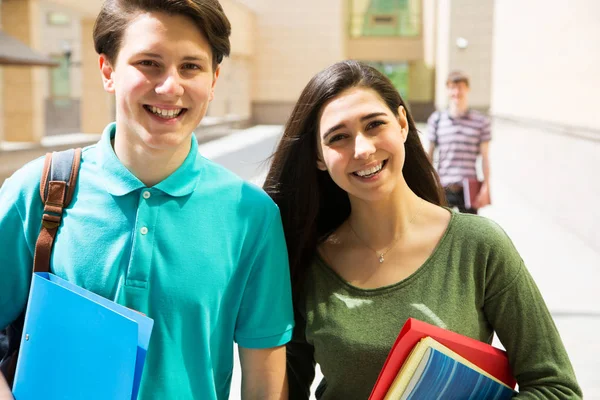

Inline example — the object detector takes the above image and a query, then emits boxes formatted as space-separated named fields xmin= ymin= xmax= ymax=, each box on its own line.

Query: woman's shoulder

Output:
xmin=450 ymin=211 xmax=515 ymax=247
xmin=448 ymin=211 xmax=524 ymax=277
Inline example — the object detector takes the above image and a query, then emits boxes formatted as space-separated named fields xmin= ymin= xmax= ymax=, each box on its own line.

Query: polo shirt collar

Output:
xmin=446 ymin=108 xmax=472 ymax=120
xmin=99 ymin=122 xmax=202 ymax=197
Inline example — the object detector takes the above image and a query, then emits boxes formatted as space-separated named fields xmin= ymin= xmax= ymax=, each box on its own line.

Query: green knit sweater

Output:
xmin=287 ymin=211 xmax=582 ymax=399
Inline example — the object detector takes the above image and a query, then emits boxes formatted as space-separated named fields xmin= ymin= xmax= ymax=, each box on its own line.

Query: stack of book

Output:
xmin=369 ymin=318 xmax=517 ymax=400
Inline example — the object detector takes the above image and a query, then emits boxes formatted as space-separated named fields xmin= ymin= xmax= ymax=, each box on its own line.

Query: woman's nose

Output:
xmin=353 ymin=134 xmax=376 ymax=159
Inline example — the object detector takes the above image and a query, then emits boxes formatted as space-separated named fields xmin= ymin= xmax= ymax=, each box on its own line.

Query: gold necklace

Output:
xmin=348 ymin=203 xmax=421 ymax=263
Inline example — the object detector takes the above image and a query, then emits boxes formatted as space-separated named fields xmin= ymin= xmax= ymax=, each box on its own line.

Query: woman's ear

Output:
xmin=397 ymin=105 xmax=409 ymax=142
xmin=316 ymin=157 xmax=327 ymax=171
xmin=99 ymin=54 xmax=115 ymax=94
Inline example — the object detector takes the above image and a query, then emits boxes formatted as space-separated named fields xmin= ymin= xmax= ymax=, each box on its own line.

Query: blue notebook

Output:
xmin=12 ymin=272 xmax=154 ymax=400
xmin=399 ymin=346 xmax=515 ymax=400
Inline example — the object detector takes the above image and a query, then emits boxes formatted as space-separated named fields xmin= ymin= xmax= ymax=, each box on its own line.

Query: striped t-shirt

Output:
xmin=426 ymin=109 xmax=491 ymax=187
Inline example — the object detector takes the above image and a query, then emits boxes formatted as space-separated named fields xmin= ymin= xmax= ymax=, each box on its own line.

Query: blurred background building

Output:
xmin=1 ymin=0 xmax=598 ymax=251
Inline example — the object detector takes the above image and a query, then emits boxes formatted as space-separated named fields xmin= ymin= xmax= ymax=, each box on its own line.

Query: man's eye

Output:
xmin=182 ymin=63 xmax=201 ymax=70
xmin=139 ymin=60 xmax=157 ymax=67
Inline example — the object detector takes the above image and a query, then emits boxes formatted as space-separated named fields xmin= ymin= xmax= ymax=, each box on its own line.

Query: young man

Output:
xmin=0 ymin=1 xmax=293 ymax=399
xmin=427 ymin=71 xmax=491 ymax=214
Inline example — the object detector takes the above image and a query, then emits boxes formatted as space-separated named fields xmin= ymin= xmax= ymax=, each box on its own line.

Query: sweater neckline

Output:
xmin=314 ymin=207 xmax=457 ymax=295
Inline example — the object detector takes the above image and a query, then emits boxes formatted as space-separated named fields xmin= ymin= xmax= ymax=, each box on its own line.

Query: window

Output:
xmin=349 ymin=0 xmax=421 ymax=38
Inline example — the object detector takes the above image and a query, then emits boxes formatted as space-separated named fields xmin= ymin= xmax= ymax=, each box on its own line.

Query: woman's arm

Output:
xmin=287 ymin=307 xmax=316 ymax=400
xmin=483 ymin=239 xmax=582 ymax=399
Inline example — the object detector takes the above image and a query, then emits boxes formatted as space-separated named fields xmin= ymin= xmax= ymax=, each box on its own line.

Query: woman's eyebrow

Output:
xmin=322 ymin=112 xmax=388 ymax=139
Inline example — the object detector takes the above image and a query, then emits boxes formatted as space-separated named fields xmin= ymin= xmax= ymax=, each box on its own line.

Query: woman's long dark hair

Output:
xmin=264 ymin=60 xmax=445 ymax=297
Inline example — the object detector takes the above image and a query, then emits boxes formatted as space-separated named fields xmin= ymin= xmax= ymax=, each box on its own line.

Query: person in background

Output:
xmin=0 ymin=1 xmax=293 ymax=398
xmin=264 ymin=60 xmax=582 ymax=399
xmin=427 ymin=70 xmax=491 ymax=214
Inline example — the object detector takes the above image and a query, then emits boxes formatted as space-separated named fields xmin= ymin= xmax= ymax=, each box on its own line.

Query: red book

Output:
xmin=368 ymin=318 xmax=516 ymax=400
xmin=462 ymin=178 xmax=483 ymax=209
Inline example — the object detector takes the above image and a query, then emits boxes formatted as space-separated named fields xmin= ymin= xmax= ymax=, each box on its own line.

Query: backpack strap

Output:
xmin=33 ymin=148 xmax=82 ymax=273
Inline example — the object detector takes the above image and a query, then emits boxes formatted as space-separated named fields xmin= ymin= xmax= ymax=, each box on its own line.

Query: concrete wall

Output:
xmin=209 ymin=0 xmax=255 ymax=121
xmin=491 ymin=0 xmax=600 ymax=131
xmin=490 ymin=0 xmax=600 ymax=252
xmin=210 ymin=56 xmax=252 ymax=119
xmin=39 ymin=1 xmax=82 ymax=98
xmin=240 ymin=0 xmax=345 ymax=123
xmin=2 ymin=0 xmax=46 ymax=142
xmin=435 ymin=0 xmax=494 ymax=110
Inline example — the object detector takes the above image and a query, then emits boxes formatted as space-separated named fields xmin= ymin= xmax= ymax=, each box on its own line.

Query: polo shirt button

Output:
xmin=140 ymin=227 xmax=149 ymax=235
xmin=143 ymin=191 xmax=151 ymax=199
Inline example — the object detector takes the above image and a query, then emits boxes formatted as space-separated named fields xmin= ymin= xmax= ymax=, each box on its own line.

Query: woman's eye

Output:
xmin=328 ymin=134 xmax=346 ymax=143
xmin=366 ymin=120 xmax=385 ymax=130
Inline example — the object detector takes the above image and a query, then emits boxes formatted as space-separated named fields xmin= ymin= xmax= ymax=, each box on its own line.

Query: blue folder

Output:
xmin=12 ymin=272 xmax=154 ymax=400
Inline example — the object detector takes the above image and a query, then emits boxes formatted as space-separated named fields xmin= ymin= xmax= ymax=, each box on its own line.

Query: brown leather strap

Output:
xmin=33 ymin=181 xmax=66 ymax=273
xmin=65 ymin=148 xmax=82 ymax=207
xmin=32 ymin=149 xmax=82 ymax=273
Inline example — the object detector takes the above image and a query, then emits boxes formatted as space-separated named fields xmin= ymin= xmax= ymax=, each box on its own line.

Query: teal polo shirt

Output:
xmin=0 ymin=123 xmax=294 ymax=399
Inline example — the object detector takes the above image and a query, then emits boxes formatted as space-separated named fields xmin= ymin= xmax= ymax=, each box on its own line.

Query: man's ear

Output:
xmin=209 ymin=64 xmax=221 ymax=102
xmin=99 ymin=54 xmax=115 ymax=94
xmin=397 ymin=105 xmax=409 ymax=143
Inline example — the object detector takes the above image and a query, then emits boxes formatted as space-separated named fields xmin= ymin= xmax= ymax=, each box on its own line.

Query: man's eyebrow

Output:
xmin=322 ymin=112 xmax=388 ymax=139
xmin=181 ymin=55 xmax=209 ymax=63
xmin=136 ymin=52 xmax=209 ymax=62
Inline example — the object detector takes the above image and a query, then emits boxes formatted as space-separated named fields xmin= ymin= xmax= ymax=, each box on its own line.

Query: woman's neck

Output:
xmin=346 ymin=187 xmax=424 ymax=250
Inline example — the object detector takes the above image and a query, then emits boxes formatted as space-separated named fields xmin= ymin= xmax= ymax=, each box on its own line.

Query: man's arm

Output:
xmin=0 ymin=373 xmax=13 ymax=400
xmin=474 ymin=141 xmax=491 ymax=208
xmin=425 ymin=112 xmax=440 ymax=163
xmin=239 ymin=346 xmax=287 ymax=400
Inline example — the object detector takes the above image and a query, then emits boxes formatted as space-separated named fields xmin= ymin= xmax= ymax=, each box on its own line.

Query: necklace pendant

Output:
xmin=378 ymin=254 xmax=384 ymax=263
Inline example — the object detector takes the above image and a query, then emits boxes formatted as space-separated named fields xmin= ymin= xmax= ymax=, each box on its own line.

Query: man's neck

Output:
xmin=448 ymin=103 xmax=469 ymax=117
xmin=112 ymin=134 xmax=192 ymax=188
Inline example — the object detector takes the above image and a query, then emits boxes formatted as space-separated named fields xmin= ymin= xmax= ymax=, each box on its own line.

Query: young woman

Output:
xmin=0 ymin=1 xmax=293 ymax=398
xmin=264 ymin=60 xmax=582 ymax=399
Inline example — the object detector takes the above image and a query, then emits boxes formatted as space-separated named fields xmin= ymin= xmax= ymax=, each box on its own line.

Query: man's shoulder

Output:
xmin=467 ymin=109 xmax=491 ymax=124
xmin=196 ymin=156 xmax=278 ymax=214
xmin=2 ymin=155 xmax=47 ymax=202
xmin=427 ymin=110 xmax=444 ymax=123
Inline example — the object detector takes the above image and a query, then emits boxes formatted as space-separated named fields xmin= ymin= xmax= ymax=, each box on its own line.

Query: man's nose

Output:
xmin=155 ymin=69 xmax=184 ymax=97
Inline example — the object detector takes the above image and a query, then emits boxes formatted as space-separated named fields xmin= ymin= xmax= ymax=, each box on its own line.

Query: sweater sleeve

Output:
xmin=482 ymin=224 xmax=582 ymax=399
xmin=287 ymin=302 xmax=316 ymax=400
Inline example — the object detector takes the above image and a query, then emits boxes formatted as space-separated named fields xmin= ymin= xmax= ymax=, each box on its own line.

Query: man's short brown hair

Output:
xmin=446 ymin=70 xmax=470 ymax=87
xmin=93 ymin=0 xmax=231 ymax=71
